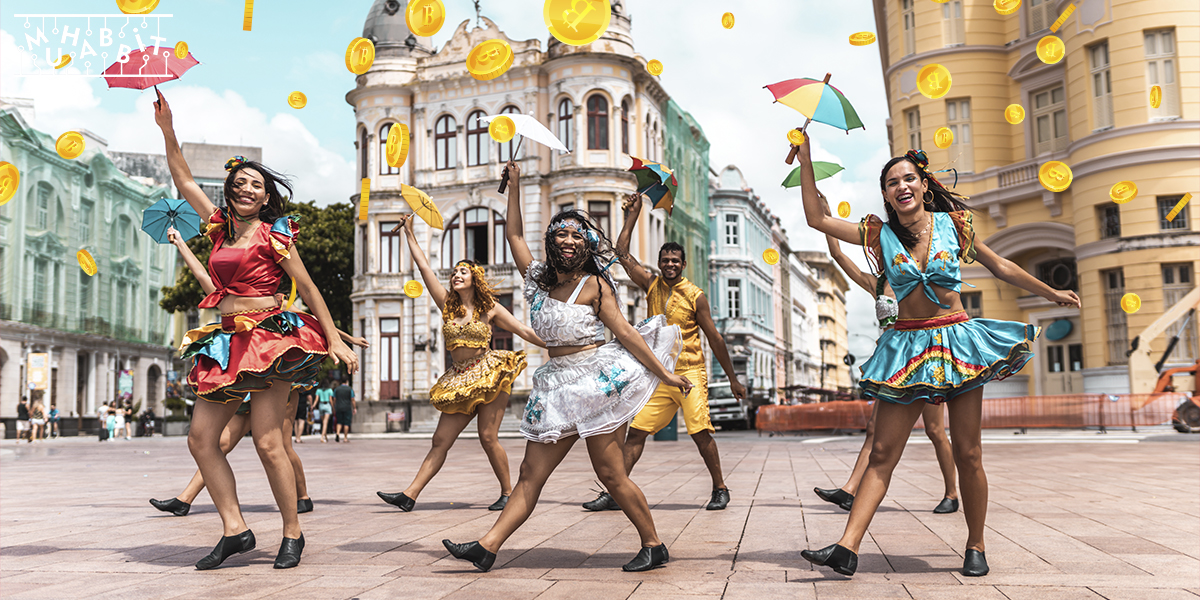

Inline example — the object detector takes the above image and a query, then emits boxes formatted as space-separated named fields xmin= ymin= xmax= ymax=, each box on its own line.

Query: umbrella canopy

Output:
xmin=629 ymin=157 xmax=679 ymax=215
xmin=401 ymin=184 xmax=443 ymax=229
xmin=765 ymin=76 xmax=864 ymax=133
xmin=103 ymin=47 xmax=199 ymax=90
xmin=479 ymin=114 xmax=569 ymax=154
xmin=781 ymin=161 xmax=845 ymax=188
xmin=142 ymin=198 xmax=202 ymax=244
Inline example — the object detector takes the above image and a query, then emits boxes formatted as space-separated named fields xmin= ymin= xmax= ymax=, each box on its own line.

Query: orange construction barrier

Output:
xmin=756 ymin=394 xmax=1187 ymax=432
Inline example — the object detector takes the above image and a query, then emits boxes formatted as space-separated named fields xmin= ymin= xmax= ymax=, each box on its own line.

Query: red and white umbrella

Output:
xmin=102 ymin=46 xmax=199 ymax=91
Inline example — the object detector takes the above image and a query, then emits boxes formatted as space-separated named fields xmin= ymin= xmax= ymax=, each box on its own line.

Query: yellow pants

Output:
xmin=630 ymin=366 xmax=711 ymax=435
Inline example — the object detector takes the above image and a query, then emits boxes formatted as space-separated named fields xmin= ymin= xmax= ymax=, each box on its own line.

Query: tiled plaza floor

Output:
xmin=1 ymin=429 xmax=1197 ymax=599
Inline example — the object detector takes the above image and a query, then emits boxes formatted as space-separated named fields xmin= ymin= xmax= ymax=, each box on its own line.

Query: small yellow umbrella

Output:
xmin=401 ymin=184 xmax=443 ymax=229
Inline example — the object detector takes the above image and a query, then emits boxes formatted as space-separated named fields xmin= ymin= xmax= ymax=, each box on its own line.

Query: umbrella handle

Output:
xmin=785 ymin=119 xmax=812 ymax=165
xmin=497 ymin=136 xmax=525 ymax=194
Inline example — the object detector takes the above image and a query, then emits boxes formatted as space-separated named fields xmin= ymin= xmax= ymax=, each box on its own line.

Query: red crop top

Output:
xmin=198 ymin=210 xmax=300 ymax=309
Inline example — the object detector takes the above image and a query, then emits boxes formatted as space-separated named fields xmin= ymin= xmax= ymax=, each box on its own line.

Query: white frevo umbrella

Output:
xmin=480 ymin=114 xmax=570 ymax=154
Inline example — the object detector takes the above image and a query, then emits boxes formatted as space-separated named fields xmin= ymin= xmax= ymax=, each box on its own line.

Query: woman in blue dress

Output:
xmin=792 ymin=140 xmax=1080 ymax=578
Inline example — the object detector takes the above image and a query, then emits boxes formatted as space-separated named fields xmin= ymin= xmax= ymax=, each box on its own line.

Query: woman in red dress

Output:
xmin=154 ymin=89 xmax=359 ymax=570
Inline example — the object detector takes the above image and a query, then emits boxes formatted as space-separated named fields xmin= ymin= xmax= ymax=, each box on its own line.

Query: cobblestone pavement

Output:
xmin=1 ymin=429 xmax=1197 ymax=599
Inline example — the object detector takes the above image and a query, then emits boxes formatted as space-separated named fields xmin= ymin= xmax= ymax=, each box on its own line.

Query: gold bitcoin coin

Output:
xmin=993 ymin=0 xmax=1021 ymax=15
xmin=917 ymin=64 xmax=952 ymax=99
xmin=56 ymin=131 xmax=86 ymax=160
xmin=0 ymin=162 xmax=20 ymax=206
xmin=467 ymin=39 xmax=514 ymax=81
xmin=359 ymin=178 xmax=370 ymax=222
xmin=849 ymin=32 xmax=877 ymax=46
xmin=287 ymin=91 xmax=307 ymax=109
xmin=721 ymin=12 xmax=734 ymax=29
xmin=54 ymin=55 xmax=72 ymax=69
xmin=646 ymin=59 xmax=663 ymax=76
xmin=1109 ymin=181 xmax=1137 ymax=204
xmin=763 ymin=248 xmax=780 ymax=266
xmin=243 ymin=0 xmax=253 ymax=31
xmin=786 ymin=129 xmax=806 ymax=146
xmin=386 ymin=123 xmax=411 ymax=168
xmin=544 ymin=0 xmax=612 ymax=46
xmin=404 ymin=280 xmax=424 ymax=298
xmin=1004 ymin=103 xmax=1025 ymax=124
xmin=174 ymin=41 xmax=189 ymax=59
xmin=1150 ymin=85 xmax=1162 ymax=109
xmin=1049 ymin=3 xmax=1074 ymax=33
xmin=1038 ymin=161 xmax=1073 ymax=193
xmin=935 ymin=127 xmax=954 ymax=149
xmin=345 ymin=37 xmax=376 ymax=75
xmin=1036 ymin=35 xmax=1065 ymax=64
xmin=837 ymin=201 xmax=851 ymax=219
xmin=1120 ymin=293 xmax=1141 ymax=314
xmin=115 ymin=0 xmax=160 ymax=15
xmin=1165 ymin=193 xmax=1191 ymax=223
xmin=77 ymin=249 xmax=97 ymax=276
xmin=406 ymin=0 xmax=446 ymax=37
xmin=488 ymin=116 xmax=516 ymax=143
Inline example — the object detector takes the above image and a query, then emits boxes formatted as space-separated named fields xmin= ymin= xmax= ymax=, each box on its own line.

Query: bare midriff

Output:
xmin=897 ymin=286 xmax=965 ymax=320
xmin=219 ymin=294 xmax=282 ymax=316
xmin=548 ymin=342 xmax=602 ymax=359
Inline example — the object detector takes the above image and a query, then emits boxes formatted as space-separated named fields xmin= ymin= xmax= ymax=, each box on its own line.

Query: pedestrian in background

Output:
xmin=29 ymin=400 xmax=46 ymax=443
xmin=315 ymin=381 xmax=334 ymax=443
xmin=16 ymin=397 xmax=30 ymax=441
xmin=48 ymin=403 xmax=60 ymax=439
xmin=333 ymin=380 xmax=355 ymax=443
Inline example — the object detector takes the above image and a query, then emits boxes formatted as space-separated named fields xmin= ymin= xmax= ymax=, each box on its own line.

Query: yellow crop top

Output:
xmin=443 ymin=319 xmax=491 ymax=350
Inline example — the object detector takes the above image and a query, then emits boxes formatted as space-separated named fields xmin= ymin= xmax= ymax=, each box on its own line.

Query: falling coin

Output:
xmin=1120 ymin=293 xmax=1140 ymax=314
xmin=1109 ymin=181 xmax=1137 ymax=204
xmin=53 ymin=55 xmax=72 ymax=69
xmin=56 ymin=131 xmax=86 ymax=160
xmin=386 ymin=123 xmax=411 ymax=168
xmin=935 ymin=127 xmax=954 ymax=149
xmin=359 ymin=178 xmax=370 ymax=221
xmin=489 ymin=116 xmax=516 ymax=143
xmin=77 ymin=249 xmax=98 ymax=276
xmin=1036 ymin=35 xmax=1065 ymax=64
xmin=544 ymin=0 xmax=612 ymax=46
xmin=721 ymin=12 xmax=735 ymax=29
xmin=786 ymin=129 xmax=806 ymax=146
xmin=404 ymin=280 xmax=424 ymax=298
xmin=243 ymin=0 xmax=253 ymax=31
xmin=1165 ymin=193 xmax=1191 ymax=223
xmin=1150 ymin=85 xmax=1162 ymax=109
xmin=346 ymin=37 xmax=376 ymax=75
xmin=849 ymin=32 xmax=877 ymax=46
xmin=837 ymin=201 xmax=851 ymax=219
xmin=407 ymin=0 xmax=446 ymax=37
xmin=993 ymin=0 xmax=1021 ymax=15
xmin=917 ymin=64 xmax=952 ymax=99
xmin=287 ymin=91 xmax=307 ymax=109
xmin=646 ymin=59 xmax=663 ymax=76
xmin=1038 ymin=161 xmax=1073 ymax=193
xmin=115 ymin=0 xmax=160 ymax=15
xmin=0 ymin=162 xmax=20 ymax=206
xmin=467 ymin=39 xmax=514 ymax=81
xmin=174 ymin=41 xmax=189 ymax=59
xmin=1049 ymin=3 xmax=1075 ymax=33
xmin=763 ymin=248 xmax=780 ymax=265
xmin=1004 ymin=103 xmax=1026 ymax=124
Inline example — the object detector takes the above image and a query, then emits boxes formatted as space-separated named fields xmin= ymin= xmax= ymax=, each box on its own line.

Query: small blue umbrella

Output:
xmin=141 ymin=198 xmax=201 ymax=244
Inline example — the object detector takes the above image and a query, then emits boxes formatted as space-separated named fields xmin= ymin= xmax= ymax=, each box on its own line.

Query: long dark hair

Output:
xmin=879 ymin=151 xmax=972 ymax=249
xmin=536 ymin=209 xmax=618 ymax=300
xmin=221 ymin=160 xmax=293 ymax=240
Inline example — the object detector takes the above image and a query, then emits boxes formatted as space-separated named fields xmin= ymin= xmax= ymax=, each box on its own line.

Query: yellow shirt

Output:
xmin=646 ymin=276 xmax=705 ymax=371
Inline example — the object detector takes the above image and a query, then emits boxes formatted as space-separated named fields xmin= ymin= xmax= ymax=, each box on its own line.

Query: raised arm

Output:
xmin=591 ymin=279 xmax=693 ymax=394
xmin=396 ymin=214 xmax=448 ymax=310
xmin=695 ymin=293 xmax=746 ymax=400
xmin=615 ymin=192 xmax=654 ymax=292
xmin=168 ymin=226 xmax=215 ymax=295
xmin=793 ymin=137 xmax=859 ymax=244
xmin=973 ymin=239 xmax=1081 ymax=308
xmin=153 ymin=89 xmax=217 ymax=223
xmin=503 ymin=160 xmax=535 ymax=276
xmin=488 ymin=304 xmax=547 ymax=348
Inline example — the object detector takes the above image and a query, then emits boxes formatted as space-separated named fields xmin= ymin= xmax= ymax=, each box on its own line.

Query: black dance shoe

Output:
xmin=273 ymin=534 xmax=305 ymax=569
xmin=622 ymin=544 xmax=669 ymax=572
xmin=706 ymin=488 xmax=731 ymax=510
xmin=962 ymin=549 xmax=989 ymax=577
xmin=297 ymin=498 xmax=314 ymax=514
xmin=933 ymin=497 xmax=959 ymax=514
xmin=800 ymin=543 xmax=858 ymax=576
xmin=149 ymin=497 xmax=191 ymax=517
xmin=442 ymin=539 xmax=496 ymax=572
xmin=813 ymin=487 xmax=855 ymax=512
xmin=582 ymin=490 xmax=621 ymax=512
xmin=488 ymin=494 xmax=510 ymax=511
xmin=377 ymin=491 xmax=415 ymax=512
xmin=195 ymin=529 xmax=256 ymax=570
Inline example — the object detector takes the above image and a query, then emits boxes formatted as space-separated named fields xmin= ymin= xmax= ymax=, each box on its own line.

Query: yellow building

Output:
xmin=794 ymin=252 xmax=853 ymax=392
xmin=872 ymin=0 xmax=1198 ymax=396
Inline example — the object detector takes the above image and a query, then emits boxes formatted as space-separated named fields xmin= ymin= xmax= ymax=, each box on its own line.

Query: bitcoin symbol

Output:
xmin=424 ymin=4 xmax=433 ymax=23
xmin=345 ymin=38 xmax=376 ymax=75
xmin=467 ymin=40 xmax=514 ymax=80
xmin=935 ymin=127 xmax=953 ymax=149
xmin=287 ymin=91 xmax=307 ymax=109
xmin=646 ymin=59 xmax=663 ymax=76
xmin=406 ymin=0 xmax=445 ymax=36
xmin=174 ymin=41 xmax=189 ymax=59
xmin=56 ymin=131 xmax=86 ymax=160
xmin=1037 ymin=35 xmax=1065 ymax=64
xmin=1005 ymin=104 xmax=1025 ymax=124
xmin=563 ymin=0 xmax=595 ymax=31
xmin=1038 ymin=160 xmax=1073 ymax=192
xmin=1121 ymin=293 xmax=1141 ymax=314
xmin=1109 ymin=181 xmax=1137 ymax=203
xmin=993 ymin=0 xmax=1021 ymax=15
xmin=489 ymin=116 xmax=516 ymax=143
xmin=928 ymin=74 xmax=942 ymax=90
xmin=849 ymin=32 xmax=877 ymax=46
xmin=545 ymin=0 xmax=612 ymax=46
xmin=722 ymin=12 xmax=734 ymax=29
xmin=917 ymin=64 xmax=952 ymax=99
xmin=0 ymin=162 xmax=18 ymax=205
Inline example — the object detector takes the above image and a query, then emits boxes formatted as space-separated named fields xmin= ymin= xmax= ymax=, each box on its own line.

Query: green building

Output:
xmin=662 ymin=99 xmax=711 ymax=294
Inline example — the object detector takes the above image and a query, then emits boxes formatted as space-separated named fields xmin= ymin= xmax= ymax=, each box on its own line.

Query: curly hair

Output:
xmin=442 ymin=260 xmax=496 ymax=322
xmin=535 ymin=209 xmax=618 ymax=299
xmin=879 ymin=150 xmax=973 ymax=250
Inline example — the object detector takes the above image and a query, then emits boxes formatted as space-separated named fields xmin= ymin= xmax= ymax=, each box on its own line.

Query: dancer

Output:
xmin=377 ymin=214 xmax=540 ymax=512
xmin=155 ymin=88 xmax=358 ymax=570
xmin=814 ymin=195 xmax=958 ymax=514
xmin=792 ymin=141 xmax=1079 ymax=578
xmin=580 ymin=192 xmax=746 ymax=513
xmin=442 ymin=161 xmax=691 ymax=573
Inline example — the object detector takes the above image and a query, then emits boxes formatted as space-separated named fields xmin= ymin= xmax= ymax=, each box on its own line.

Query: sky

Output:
xmin=1 ymin=0 xmax=891 ymax=362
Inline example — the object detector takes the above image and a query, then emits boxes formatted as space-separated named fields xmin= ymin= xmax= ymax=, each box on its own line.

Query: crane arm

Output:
xmin=1129 ymin=286 xmax=1200 ymax=394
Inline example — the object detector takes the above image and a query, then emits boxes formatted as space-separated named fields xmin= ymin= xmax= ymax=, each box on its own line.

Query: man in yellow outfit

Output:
xmin=583 ymin=193 xmax=747 ymax=512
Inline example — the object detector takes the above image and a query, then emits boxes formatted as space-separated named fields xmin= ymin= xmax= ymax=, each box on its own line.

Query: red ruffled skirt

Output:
xmin=181 ymin=308 xmax=329 ymax=404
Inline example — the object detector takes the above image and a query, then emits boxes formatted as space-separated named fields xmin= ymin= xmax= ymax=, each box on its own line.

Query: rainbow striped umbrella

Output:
xmin=628 ymin=157 xmax=678 ymax=215
xmin=765 ymin=74 xmax=864 ymax=133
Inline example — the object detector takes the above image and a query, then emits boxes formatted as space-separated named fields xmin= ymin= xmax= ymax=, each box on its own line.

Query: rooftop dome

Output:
xmin=362 ymin=0 xmax=432 ymax=55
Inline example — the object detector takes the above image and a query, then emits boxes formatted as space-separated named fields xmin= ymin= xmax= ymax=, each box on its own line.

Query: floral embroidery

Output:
xmin=597 ymin=365 xmax=630 ymax=397
xmin=523 ymin=396 xmax=545 ymax=424
xmin=934 ymin=333 xmax=942 ymax=345
xmin=932 ymin=365 xmax=946 ymax=384
xmin=892 ymin=254 xmax=910 ymax=266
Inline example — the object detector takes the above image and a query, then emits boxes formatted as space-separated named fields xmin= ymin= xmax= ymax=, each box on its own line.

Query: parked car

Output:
xmin=708 ymin=380 xmax=767 ymax=430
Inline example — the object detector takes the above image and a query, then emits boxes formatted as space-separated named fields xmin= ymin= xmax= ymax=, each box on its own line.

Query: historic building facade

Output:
xmin=794 ymin=252 xmax=854 ymax=392
xmin=662 ymin=99 xmax=711 ymax=294
xmin=873 ymin=0 xmax=1198 ymax=395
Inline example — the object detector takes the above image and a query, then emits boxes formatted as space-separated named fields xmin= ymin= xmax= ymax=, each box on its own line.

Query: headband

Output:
xmin=905 ymin=149 xmax=959 ymax=189
xmin=225 ymin=155 xmax=249 ymax=172
xmin=550 ymin=218 xmax=600 ymax=249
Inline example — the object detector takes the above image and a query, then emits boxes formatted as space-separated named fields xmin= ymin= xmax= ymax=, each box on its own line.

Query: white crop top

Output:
xmin=524 ymin=261 xmax=607 ymax=347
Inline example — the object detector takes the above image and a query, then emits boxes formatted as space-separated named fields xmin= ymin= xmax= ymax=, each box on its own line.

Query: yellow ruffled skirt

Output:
xmin=430 ymin=350 xmax=527 ymax=415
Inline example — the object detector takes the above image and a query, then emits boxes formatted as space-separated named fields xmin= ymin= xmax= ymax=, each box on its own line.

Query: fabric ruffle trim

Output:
xmin=430 ymin=350 xmax=527 ymax=407
xmin=179 ymin=311 xmax=307 ymax=370
xmin=947 ymin=211 xmax=976 ymax=264
xmin=859 ymin=214 xmax=885 ymax=275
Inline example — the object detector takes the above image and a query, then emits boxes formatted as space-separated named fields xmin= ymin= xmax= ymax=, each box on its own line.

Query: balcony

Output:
xmin=998 ymin=161 xmax=1038 ymax=188
xmin=436 ymin=263 xmax=518 ymax=285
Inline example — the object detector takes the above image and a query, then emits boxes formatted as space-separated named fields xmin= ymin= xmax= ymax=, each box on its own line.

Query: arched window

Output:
xmin=557 ymin=99 xmax=574 ymax=153
xmin=33 ymin=182 xmax=51 ymax=229
xmin=359 ymin=128 xmax=369 ymax=178
xmin=379 ymin=123 xmax=400 ymax=175
xmin=652 ymin=121 xmax=660 ymax=161
xmin=435 ymin=115 xmax=457 ymax=171
xmin=466 ymin=110 xmax=489 ymax=167
xmin=587 ymin=95 xmax=609 ymax=150
xmin=115 ymin=215 xmax=131 ymax=257
xmin=440 ymin=209 xmax=513 ymax=268
xmin=620 ymin=99 xmax=630 ymax=154
xmin=497 ymin=105 xmax=523 ymax=162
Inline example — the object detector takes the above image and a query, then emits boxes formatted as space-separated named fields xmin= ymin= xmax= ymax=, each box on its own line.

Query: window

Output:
xmin=79 ymin=271 xmax=91 ymax=320
xmin=962 ymin=291 xmax=982 ymax=318
xmin=360 ymin=128 xmax=369 ymax=178
xmin=491 ymin=294 xmax=514 ymax=351
xmin=466 ymin=110 xmax=489 ymax=167
xmin=1037 ymin=258 xmax=1077 ymax=291
xmin=379 ymin=222 xmax=402 ymax=273
xmin=1103 ymin=269 xmax=1128 ymax=365
xmin=1158 ymin=195 xmax=1189 ymax=231
xmin=724 ymin=213 xmax=740 ymax=246
xmin=497 ymin=106 xmax=523 ymax=162
xmin=1146 ymin=29 xmax=1181 ymax=119
xmin=1033 ymin=85 xmax=1068 ymax=154
xmin=727 ymin=279 xmax=742 ymax=319
xmin=652 ymin=121 xmax=660 ymax=161
xmin=464 ymin=208 xmax=489 ymax=265
xmin=1027 ymin=0 xmax=1052 ymax=33
xmin=905 ymin=108 xmax=921 ymax=150
xmin=1068 ymin=344 xmax=1083 ymax=372
xmin=1162 ymin=263 xmax=1197 ymax=360
xmin=588 ymin=200 xmax=610 ymax=235
xmin=441 ymin=209 xmax=511 ymax=267
xmin=1098 ymin=205 xmax=1121 ymax=239
xmin=942 ymin=0 xmax=964 ymax=46
xmin=945 ymin=99 xmax=973 ymax=173
xmin=32 ymin=258 xmax=48 ymax=310
xmin=435 ymin=115 xmax=457 ymax=171
xmin=558 ymin=201 xmax=574 ymax=214
xmin=1090 ymin=42 xmax=1114 ymax=130
xmin=586 ymin=95 xmax=609 ymax=150
xmin=493 ymin=212 xmax=512 ymax=265
xmin=79 ymin=201 xmax=93 ymax=244
xmin=901 ymin=0 xmax=916 ymax=55
xmin=379 ymin=317 xmax=400 ymax=400
xmin=558 ymin=99 xmax=574 ymax=153
xmin=35 ymin=183 xmax=50 ymax=229
xmin=116 ymin=216 xmax=131 ymax=257
xmin=1047 ymin=344 xmax=1064 ymax=373
xmin=379 ymin=123 xmax=400 ymax=175
xmin=620 ymin=99 xmax=630 ymax=154
xmin=360 ymin=224 xmax=368 ymax=273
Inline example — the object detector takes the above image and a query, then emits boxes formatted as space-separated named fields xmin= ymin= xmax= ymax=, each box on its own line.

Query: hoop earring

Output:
xmin=923 ymin=190 xmax=935 ymax=206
